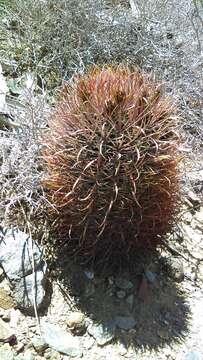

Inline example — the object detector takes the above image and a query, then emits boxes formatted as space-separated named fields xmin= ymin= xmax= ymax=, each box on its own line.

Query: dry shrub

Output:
xmin=42 ymin=66 xmax=181 ymax=267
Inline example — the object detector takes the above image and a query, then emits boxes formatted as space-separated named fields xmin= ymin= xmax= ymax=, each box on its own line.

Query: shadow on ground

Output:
xmin=49 ymin=251 xmax=190 ymax=351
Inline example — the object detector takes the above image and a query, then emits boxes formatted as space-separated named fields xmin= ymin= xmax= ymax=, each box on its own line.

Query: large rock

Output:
xmin=14 ymin=267 xmax=47 ymax=313
xmin=0 ymin=228 xmax=48 ymax=313
xmin=0 ymin=228 xmax=44 ymax=281
xmin=87 ymin=322 xmax=116 ymax=346
xmin=41 ymin=321 xmax=83 ymax=357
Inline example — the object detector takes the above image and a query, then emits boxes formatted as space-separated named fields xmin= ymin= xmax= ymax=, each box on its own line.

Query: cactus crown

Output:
xmin=43 ymin=66 xmax=180 ymax=267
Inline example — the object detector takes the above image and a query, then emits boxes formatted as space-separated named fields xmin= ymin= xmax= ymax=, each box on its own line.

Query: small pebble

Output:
xmin=15 ymin=342 xmax=24 ymax=354
xmin=2 ymin=310 xmax=11 ymax=322
xmin=116 ymin=290 xmax=126 ymax=299
xmin=32 ymin=336 xmax=48 ymax=354
xmin=43 ymin=348 xmax=52 ymax=359
xmin=44 ymin=349 xmax=61 ymax=360
xmin=87 ymin=322 xmax=116 ymax=346
xmin=67 ymin=311 xmax=86 ymax=334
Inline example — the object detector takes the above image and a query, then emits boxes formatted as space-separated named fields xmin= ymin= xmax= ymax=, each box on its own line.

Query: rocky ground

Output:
xmin=0 ymin=168 xmax=202 ymax=360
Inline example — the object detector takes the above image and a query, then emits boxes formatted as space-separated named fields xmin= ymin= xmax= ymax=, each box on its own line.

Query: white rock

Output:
xmin=0 ymin=228 xmax=43 ymax=281
xmin=41 ymin=321 xmax=83 ymax=357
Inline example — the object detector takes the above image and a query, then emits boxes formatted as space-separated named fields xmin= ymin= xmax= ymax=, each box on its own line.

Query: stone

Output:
xmin=87 ymin=322 xmax=116 ymax=346
xmin=114 ymin=316 xmax=136 ymax=330
xmin=175 ymin=36 xmax=183 ymax=49
xmin=41 ymin=321 xmax=83 ymax=357
xmin=185 ymin=351 xmax=202 ymax=360
xmin=1 ymin=310 xmax=11 ymax=322
xmin=14 ymin=267 xmax=46 ymax=312
xmin=0 ymin=229 xmax=44 ymax=281
xmin=0 ymin=288 xmax=15 ymax=310
xmin=116 ymin=290 xmax=126 ymax=299
xmin=49 ymin=351 xmax=61 ymax=360
xmin=44 ymin=349 xmax=61 ymax=360
xmin=67 ymin=311 xmax=86 ymax=334
xmin=43 ymin=348 xmax=52 ymax=359
xmin=0 ymin=345 xmax=14 ymax=360
xmin=115 ymin=278 xmax=133 ymax=290
xmin=0 ymin=317 xmax=15 ymax=340
xmin=15 ymin=341 xmax=24 ymax=354
xmin=32 ymin=336 xmax=48 ymax=354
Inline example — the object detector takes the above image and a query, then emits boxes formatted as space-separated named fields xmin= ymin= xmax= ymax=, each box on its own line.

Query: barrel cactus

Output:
xmin=42 ymin=66 xmax=180 ymax=267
